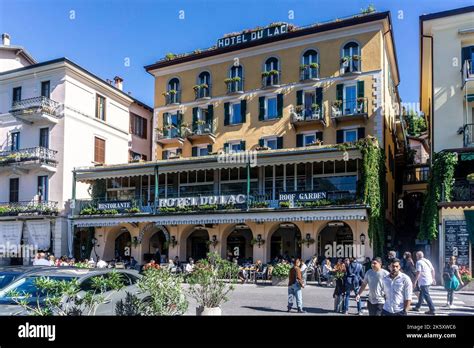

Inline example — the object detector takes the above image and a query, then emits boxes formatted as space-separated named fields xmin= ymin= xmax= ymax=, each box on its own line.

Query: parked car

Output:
xmin=0 ymin=266 xmax=51 ymax=290
xmin=0 ymin=267 xmax=143 ymax=316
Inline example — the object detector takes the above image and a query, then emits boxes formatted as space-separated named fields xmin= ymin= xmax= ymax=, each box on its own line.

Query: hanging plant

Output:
xmin=299 ymin=64 xmax=307 ymax=71
xmin=309 ymin=62 xmax=319 ymax=69
xmin=193 ymin=85 xmax=201 ymax=91
xmin=419 ymin=152 xmax=458 ymax=240
xmin=261 ymin=71 xmax=270 ymax=77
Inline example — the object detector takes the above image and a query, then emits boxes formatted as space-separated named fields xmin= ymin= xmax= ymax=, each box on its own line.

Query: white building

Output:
xmin=0 ymin=34 xmax=152 ymax=263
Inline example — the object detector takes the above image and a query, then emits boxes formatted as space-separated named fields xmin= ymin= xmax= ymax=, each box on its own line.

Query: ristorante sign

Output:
xmin=279 ymin=191 xmax=327 ymax=201
xmin=98 ymin=201 xmax=132 ymax=210
xmin=217 ymin=24 xmax=289 ymax=49
xmin=159 ymin=194 xmax=246 ymax=208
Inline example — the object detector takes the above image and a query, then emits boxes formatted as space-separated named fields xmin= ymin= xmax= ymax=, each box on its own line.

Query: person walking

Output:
xmin=381 ymin=258 xmax=413 ymax=315
xmin=356 ymin=257 xmax=389 ymax=316
xmin=332 ymin=259 xmax=346 ymax=313
xmin=343 ymin=258 xmax=364 ymax=315
xmin=287 ymin=258 xmax=305 ymax=313
xmin=443 ymin=256 xmax=464 ymax=309
xmin=412 ymin=251 xmax=436 ymax=315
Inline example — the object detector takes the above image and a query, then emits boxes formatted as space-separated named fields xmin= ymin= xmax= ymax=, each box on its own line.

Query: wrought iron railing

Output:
xmin=450 ymin=180 xmax=474 ymax=202
xmin=0 ymin=147 xmax=58 ymax=166
xmin=261 ymin=71 xmax=280 ymax=87
xmin=156 ymin=126 xmax=182 ymax=141
xmin=464 ymin=124 xmax=474 ymax=147
xmin=0 ymin=201 xmax=58 ymax=216
xmin=331 ymin=98 xmax=368 ymax=117
xmin=226 ymin=79 xmax=244 ymax=93
xmin=194 ymin=85 xmax=211 ymax=99
xmin=10 ymin=96 xmax=60 ymax=117
xmin=404 ymin=165 xmax=430 ymax=184
xmin=300 ymin=66 xmax=319 ymax=80
xmin=164 ymin=91 xmax=181 ymax=105
xmin=293 ymin=105 xmax=324 ymax=122
xmin=191 ymin=122 xmax=213 ymax=135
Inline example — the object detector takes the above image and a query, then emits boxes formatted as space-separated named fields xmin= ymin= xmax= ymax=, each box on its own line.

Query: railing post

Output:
xmin=154 ymin=165 xmax=159 ymax=214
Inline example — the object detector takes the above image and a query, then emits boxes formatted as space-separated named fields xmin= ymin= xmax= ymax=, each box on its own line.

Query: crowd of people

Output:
xmin=285 ymin=250 xmax=465 ymax=315
xmin=31 ymin=252 xmax=139 ymax=270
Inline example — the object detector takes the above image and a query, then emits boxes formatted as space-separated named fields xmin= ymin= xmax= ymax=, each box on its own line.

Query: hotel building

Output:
xmin=420 ymin=6 xmax=474 ymax=275
xmin=71 ymin=11 xmax=402 ymax=264
xmin=0 ymin=34 xmax=152 ymax=263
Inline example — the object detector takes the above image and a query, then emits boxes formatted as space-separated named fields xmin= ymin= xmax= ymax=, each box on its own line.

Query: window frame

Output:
xmin=265 ymin=96 xmax=278 ymax=120
xmin=343 ymin=129 xmax=358 ymax=143
xmin=229 ymin=102 xmax=242 ymax=125
xmin=95 ymin=94 xmax=106 ymax=121
xmin=94 ymin=136 xmax=106 ymax=164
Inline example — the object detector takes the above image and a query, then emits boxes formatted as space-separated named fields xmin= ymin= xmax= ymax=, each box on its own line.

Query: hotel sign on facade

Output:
xmin=217 ymin=24 xmax=289 ymax=48
xmin=159 ymin=194 xmax=246 ymax=208
xmin=279 ymin=191 xmax=327 ymax=202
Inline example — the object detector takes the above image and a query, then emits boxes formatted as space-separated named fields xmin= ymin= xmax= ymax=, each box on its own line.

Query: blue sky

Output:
xmin=0 ymin=0 xmax=472 ymax=107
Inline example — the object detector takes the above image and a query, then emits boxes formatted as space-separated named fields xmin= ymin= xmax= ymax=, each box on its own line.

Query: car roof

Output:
xmin=0 ymin=266 xmax=51 ymax=274
xmin=18 ymin=267 xmax=141 ymax=279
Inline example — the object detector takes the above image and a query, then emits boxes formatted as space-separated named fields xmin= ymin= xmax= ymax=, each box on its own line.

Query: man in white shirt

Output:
xmin=381 ymin=258 xmax=412 ymax=316
xmin=413 ymin=251 xmax=436 ymax=314
xmin=96 ymin=257 xmax=108 ymax=269
xmin=356 ymin=257 xmax=389 ymax=316
xmin=33 ymin=252 xmax=51 ymax=266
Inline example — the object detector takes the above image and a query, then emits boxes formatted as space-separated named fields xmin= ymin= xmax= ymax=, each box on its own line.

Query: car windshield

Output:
xmin=0 ymin=274 xmax=18 ymax=289
xmin=0 ymin=276 xmax=76 ymax=301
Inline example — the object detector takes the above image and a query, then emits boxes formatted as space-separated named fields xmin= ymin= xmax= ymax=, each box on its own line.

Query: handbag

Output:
xmin=445 ymin=274 xmax=460 ymax=290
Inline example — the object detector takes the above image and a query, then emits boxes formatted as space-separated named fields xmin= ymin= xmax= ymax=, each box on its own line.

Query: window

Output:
xmin=162 ymin=148 xmax=180 ymax=159
xmin=228 ymin=65 xmax=243 ymax=93
xmin=41 ymin=81 xmax=50 ymax=98
xmin=130 ymin=113 xmax=147 ymax=139
xmin=313 ymin=175 xmax=357 ymax=193
xmin=197 ymin=146 xmax=209 ymax=156
xmin=230 ymin=102 xmax=242 ymax=124
xmin=263 ymin=57 xmax=279 ymax=86
xmin=167 ymin=78 xmax=180 ymax=104
xmin=301 ymin=50 xmax=319 ymax=79
xmin=264 ymin=137 xmax=278 ymax=150
xmin=130 ymin=151 xmax=146 ymax=161
xmin=197 ymin=72 xmax=211 ymax=98
xmin=94 ymin=137 xmax=106 ymax=164
xmin=95 ymin=95 xmax=106 ymax=121
xmin=343 ymin=129 xmax=358 ymax=143
xmin=12 ymin=87 xmax=21 ymax=103
xmin=303 ymin=133 xmax=316 ymax=146
xmin=266 ymin=97 xmax=278 ymax=119
xmin=344 ymin=85 xmax=357 ymax=114
xmin=37 ymin=176 xmax=49 ymax=201
xmin=342 ymin=42 xmax=360 ymax=73
xmin=11 ymin=132 xmax=20 ymax=151
xmin=39 ymin=128 xmax=49 ymax=148
xmin=230 ymin=142 xmax=242 ymax=152
xmin=9 ymin=178 xmax=19 ymax=203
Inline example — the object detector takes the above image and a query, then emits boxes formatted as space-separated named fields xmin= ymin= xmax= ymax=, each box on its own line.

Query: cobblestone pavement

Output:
xmin=184 ymin=282 xmax=474 ymax=316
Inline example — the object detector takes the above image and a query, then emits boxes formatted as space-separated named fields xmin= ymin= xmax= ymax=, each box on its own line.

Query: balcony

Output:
xmin=299 ymin=66 xmax=319 ymax=81
xmin=155 ymin=126 xmax=184 ymax=146
xmin=291 ymin=106 xmax=325 ymax=127
xmin=462 ymin=59 xmax=474 ymax=91
xmin=0 ymin=201 xmax=58 ymax=217
xmin=186 ymin=122 xmax=216 ymax=144
xmin=331 ymin=98 xmax=368 ymax=123
xmin=451 ymin=180 xmax=474 ymax=202
xmin=10 ymin=97 xmax=61 ymax=124
xmin=403 ymin=165 xmax=430 ymax=185
xmin=261 ymin=71 xmax=280 ymax=88
xmin=0 ymin=147 xmax=58 ymax=173
xmin=226 ymin=78 xmax=244 ymax=94
xmin=194 ymin=85 xmax=211 ymax=100
xmin=163 ymin=91 xmax=181 ymax=105
xmin=463 ymin=124 xmax=474 ymax=147
xmin=340 ymin=56 xmax=361 ymax=74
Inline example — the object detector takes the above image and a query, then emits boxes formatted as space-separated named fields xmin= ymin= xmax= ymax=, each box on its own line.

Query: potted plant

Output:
xmin=299 ymin=64 xmax=307 ymax=71
xmin=271 ymin=262 xmax=292 ymax=286
xmin=340 ymin=56 xmax=351 ymax=64
xmin=295 ymin=105 xmax=303 ymax=114
xmin=187 ymin=253 xmax=235 ymax=316
xmin=261 ymin=71 xmax=270 ymax=78
xmin=165 ymin=53 xmax=176 ymax=61
xmin=352 ymin=54 xmax=361 ymax=61
xmin=309 ymin=62 xmax=319 ymax=69
xmin=224 ymin=77 xmax=233 ymax=84
xmin=193 ymin=85 xmax=201 ymax=91
xmin=279 ymin=201 xmax=290 ymax=208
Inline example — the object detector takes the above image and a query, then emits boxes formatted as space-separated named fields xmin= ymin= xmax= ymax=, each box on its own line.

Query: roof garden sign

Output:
xmin=217 ymin=23 xmax=289 ymax=49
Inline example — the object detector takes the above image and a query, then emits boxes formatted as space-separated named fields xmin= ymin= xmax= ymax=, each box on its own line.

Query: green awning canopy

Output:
xmin=465 ymin=210 xmax=474 ymax=243
xmin=467 ymin=94 xmax=474 ymax=102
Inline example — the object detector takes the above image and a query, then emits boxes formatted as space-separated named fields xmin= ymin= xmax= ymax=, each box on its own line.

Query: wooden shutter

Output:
xmin=296 ymin=90 xmax=303 ymax=105
xmin=357 ymin=81 xmax=364 ymax=98
xmin=315 ymin=87 xmax=323 ymax=106
xmin=143 ymin=117 xmax=147 ymax=139
xmin=277 ymin=93 xmax=284 ymax=118
xmin=94 ymin=137 xmax=105 ymax=163
xmin=357 ymin=127 xmax=365 ymax=140
xmin=192 ymin=146 xmax=197 ymax=157
xmin=240 ymin=140 xmax=246 ymax=150
xmin=241 ymin=99 xmax=247 ymax=123
xmin=336 ymin=130 xmax=344 ymax=144
xmin=316 ymin=132 xmax=323 ymax=142
xmin=336 ymin=84 xmax=343 ymax=101
xmin=296 ymin=134 xmax=303 ymax=147
xmin=192 ymin=107 xmax=198 ymax=125
xmin=207 ymin=104 xmax=213 ymax=126
xmin=258 ymin=96 xmax=265 ymax=121
xmin=223 ymin=142 xmax=229 ymax=153
xmin=162 ymin=112 xmax=169 ymax=126
xmin=258 ymin=138 xmax=264 ymax=147
xmin=207 ymin=144 xmax=213 ymax=153
xmin=224 ymin=102 xmax=230 ymax=126
xmin=277 ymin=136 xmax=283 ymax=149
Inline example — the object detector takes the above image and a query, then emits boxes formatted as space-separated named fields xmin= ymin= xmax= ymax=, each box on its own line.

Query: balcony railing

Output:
xmin=341 ymin=56 xmax=361 ymax=74
xmin=10 ymin=96 xmax=61 ymax=117
xmin=463 ymin=124 xmax=474 ymax=147
xmin=164 ymin=91 xmax=181 ymax=105
xmin=0 ymin=147 xmax=58 ymax=167
xmin=226 ymin=79 xmax=244 ymax=94
xmin=331 ymin=98 xmax=368 ymax=118
xmin=156 ymin=126 xmax=181 ymax=139
xmin=404 ymin=165 xmax=430 ymax=184
xmin=192 ymin=122 xmax=213 ymax=135
xmin=293 ymin=105 xmax=324 ymax=122
xmin=194 ymin=85 xmax=211 ymax=99
xmin=0 ymin=201 xmax=58 ymax=216
xmin=300 ymin=66 xmax=319 ymax=80
xmin=261 ymin=71 xmax=280 ymax=87
xmin=462 ymin=59 xmax=473 ymax=85
xmin=450 ymin=180 xmax=474 ymax=202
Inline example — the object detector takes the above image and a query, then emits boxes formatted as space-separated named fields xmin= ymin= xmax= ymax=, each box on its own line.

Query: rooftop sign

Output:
xmin=217 ymin=24 xmax=289 ymax=49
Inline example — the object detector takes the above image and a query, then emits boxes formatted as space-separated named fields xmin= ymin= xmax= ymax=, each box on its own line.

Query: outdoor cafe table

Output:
xmin=241 ymin=266 xmax=257 ymax=283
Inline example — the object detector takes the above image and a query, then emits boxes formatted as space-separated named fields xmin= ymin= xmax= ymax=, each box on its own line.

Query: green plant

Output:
xmin=404 ymin=110 xmax=427 ymax=137
xmin=125 ymin=207 xmax=140 ymax=214
xmin=299 ymin=64 xmax=307 ymax=71
xmin=419 ymin=151 xmax=458 ymax=240
xmin=88 ymin=180 xmax=106 ymax=201
xmin=279 ymin=201 xmax=290 ymax=208
xmin=309 ymin=62 xmax=319 ymax=69
xmin=272 ymin=263 xmax=292 ymax=278
xmin=193 ymin=85 xmax=201 ymax=91
xmin=199 ymin=204 xmax=218 ymax=211
xmin=250 ymin=238 xmax=265 ymax=246
xmin=115 ymin=292 xmax=144 ymax=316
xmin=269 ymin=69 xmax=279 ymax=76
xmin=297 ymin=238 xmax=315 ymax=247
xmin=250 ymin=201 xmax=269 ymax=208
xmin=165 ymin=53 xmax=176 ymax=61
xmin=361 ymin=4 xmax=376 ymax=14
xmin=261 ymin=71 xmax=270 ymax=77
xmin=101 ymin=209 xmax=118 ymax=215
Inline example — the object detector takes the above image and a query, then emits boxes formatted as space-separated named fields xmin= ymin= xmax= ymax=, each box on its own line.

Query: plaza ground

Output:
xmin=184 ymin=282 xmax=474 ymax=316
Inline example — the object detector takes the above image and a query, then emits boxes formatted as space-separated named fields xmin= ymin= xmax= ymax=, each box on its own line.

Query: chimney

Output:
xmin=2 ymin=33 xmax=10 ymax=46
xmin=114 ymin=76 xmax=123 ymax=90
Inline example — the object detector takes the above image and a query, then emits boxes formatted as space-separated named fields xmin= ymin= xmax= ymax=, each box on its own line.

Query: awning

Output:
xmin=464 ymin=210 xmax=474 ymax=243
xmin=72 ymin=207 xmax=368 ymax=227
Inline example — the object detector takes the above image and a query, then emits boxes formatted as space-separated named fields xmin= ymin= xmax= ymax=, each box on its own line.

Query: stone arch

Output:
xmin=317 ymin=221 xmax=355 ymax=260
xmin=221 ymin=224 xmax=254 ymax=262
xmin=103 ymin=225 xmax=132 ymax=261
xmin=266 ymin=222 xmax=302 ymax=262
xmin=139 ymin=223 xmax=170 ymax=263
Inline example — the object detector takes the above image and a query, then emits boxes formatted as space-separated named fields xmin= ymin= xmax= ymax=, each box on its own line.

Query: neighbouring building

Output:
xmin=71 ymin=10 xmax=402 ymax=265
xmin=0 ymin=34 xmax=152 ymax=264
xmin=420 ymin=6 xmax=474 ymax=276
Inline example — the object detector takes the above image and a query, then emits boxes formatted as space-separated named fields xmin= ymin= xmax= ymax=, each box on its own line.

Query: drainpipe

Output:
xmin=154 ymin=165 xmax=159 ymax=214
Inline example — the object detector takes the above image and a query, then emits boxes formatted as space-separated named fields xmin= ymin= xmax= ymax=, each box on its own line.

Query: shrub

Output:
xmin=272 ymin=263 xmax=292 ymax=278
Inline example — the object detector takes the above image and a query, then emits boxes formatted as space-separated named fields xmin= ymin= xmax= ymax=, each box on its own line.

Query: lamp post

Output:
xmin=257 ymin=234 xmax=262 ymax=247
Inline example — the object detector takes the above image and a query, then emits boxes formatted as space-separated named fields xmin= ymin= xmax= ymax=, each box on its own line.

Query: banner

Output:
xmin=26 ymin=220 xmax=51 ymax=250
xmin=0 ymin=221 xmax=23 ymax=247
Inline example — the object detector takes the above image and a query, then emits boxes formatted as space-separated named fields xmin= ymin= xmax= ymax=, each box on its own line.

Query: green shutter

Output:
xmin=296 ymin=90 xmax=303 ymax=106
xmin=315 ymin=87 xmax=323 ymax=106
xmin=162 ymin=112 xmax=169 ymax=126
xmin=259 ymin=97 xmax=265 ymax=121
xmin=357 ymin=127 xmax=365 ymax=139
xmin=240 ymin=140 xmax=246 ymax=151
xmin=192 ymin=146 xmax=197 ymax=157
xmin=277 ymin=93 xmax=284 ymax=118
xmin=336 ymin=130 xmax=344 ymax=143
xmin=336 ymin=84 xmax=343 ymax=101
xmin=224 ymin=102 xmax=230 ymax=126
xmin=357 ymin=81 xmax=364 ymax=98
xmin=259 ymin=138 xmax=264 ymax=147
xmin=192 ymin=107 xmax=198 ymax=125
xmin=207 ymin=144 xmax=213 ymax=154
xmin=241 ymin=99 xmax=247 ymax=123
xmin=277 ymin=136 xmax=283 ymax=149
xmin=316 ymin=132 xmax=323 ymax=142
xmin=206 ymin=104 xmax=213 ymax=131
xmin=296 ymin=134 xmax=303 ymax=147
xmin=223 ymin=143 xmax=229 ymax=153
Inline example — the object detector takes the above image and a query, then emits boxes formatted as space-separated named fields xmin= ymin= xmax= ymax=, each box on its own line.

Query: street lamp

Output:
xmin=257 ymin=234 xmax=262 ymax=247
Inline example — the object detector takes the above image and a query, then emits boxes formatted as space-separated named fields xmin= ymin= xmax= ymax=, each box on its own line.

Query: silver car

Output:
xmin=0 ymin=267 xmax=142 ymax=316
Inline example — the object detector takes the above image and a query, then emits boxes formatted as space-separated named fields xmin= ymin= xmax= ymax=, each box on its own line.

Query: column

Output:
xmin=301 ymin=221 xmax=316 ymax=261
xmin=253 ymin=223 xmax=266 ymax=262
